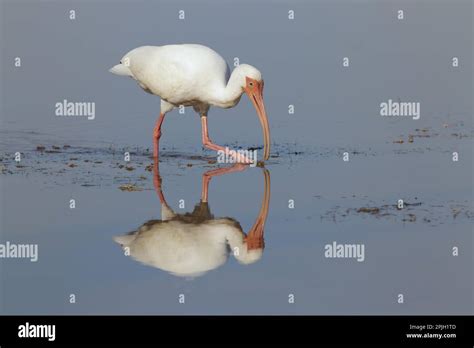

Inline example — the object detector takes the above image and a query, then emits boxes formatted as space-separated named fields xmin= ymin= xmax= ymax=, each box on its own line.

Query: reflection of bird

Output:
xmin=109 ymin=44 xmax=270 ymax=163
xmin=114 ymin=161 xmax=271 ymax=278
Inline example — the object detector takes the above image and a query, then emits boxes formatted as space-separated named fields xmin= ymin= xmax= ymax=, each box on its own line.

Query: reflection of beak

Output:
xmin=245 ymin=168 xmax=271 ymax=251
xmin=246 ymin=82 xmax=270 ymax=161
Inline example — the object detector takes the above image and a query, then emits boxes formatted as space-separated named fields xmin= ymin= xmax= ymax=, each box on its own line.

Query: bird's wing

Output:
xmin=127 ymin=48 xmax=189 ymax=102
xmin=128 ymin=45 xmax=229 ymax=105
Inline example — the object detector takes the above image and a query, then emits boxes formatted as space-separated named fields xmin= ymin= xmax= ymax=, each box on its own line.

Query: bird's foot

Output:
xmin=227 ymin=149 xmax=254 ymax=165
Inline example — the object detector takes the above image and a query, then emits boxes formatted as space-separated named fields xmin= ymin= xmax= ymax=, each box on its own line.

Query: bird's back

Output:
xmin=126 ymin=44 xmax=230 ymax=105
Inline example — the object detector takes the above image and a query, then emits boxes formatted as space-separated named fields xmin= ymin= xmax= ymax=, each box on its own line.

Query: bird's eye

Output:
xmin=249 ymin=82 xmax=254 ymax=87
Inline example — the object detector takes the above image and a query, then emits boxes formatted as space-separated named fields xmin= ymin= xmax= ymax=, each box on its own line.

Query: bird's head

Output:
xmin=109 ymin=47 xmax=146 ymax=77
xmin=109 ymin=55 xmax=133 ymax=77
xmin=236 ymin=64 xmax=270 ymax=161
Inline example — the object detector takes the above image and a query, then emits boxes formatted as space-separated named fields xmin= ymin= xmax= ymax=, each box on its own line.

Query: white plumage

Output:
xmin=114 ymin=214 xmax=263 ymax=278
xmin=110 ymin=44 xmax=270 ymax=162
xmin=113 ymin=164 xmax=271 ymax=278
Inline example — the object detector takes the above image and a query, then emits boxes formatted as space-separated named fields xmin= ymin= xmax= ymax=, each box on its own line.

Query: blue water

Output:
xmin=0 ymin=0 xmax=472 ymax=314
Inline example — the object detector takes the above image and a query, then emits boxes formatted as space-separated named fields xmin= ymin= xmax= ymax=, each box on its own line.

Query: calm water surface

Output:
xmin=0 ymin=0 xmax=472 ymax=314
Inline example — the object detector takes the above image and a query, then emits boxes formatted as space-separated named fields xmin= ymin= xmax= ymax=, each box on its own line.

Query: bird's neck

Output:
xmin=211 ymin=69 xmax=244 ymax=108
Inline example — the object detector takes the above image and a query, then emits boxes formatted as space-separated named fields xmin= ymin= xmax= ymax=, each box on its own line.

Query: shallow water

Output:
xmin=0 ymin=127 xmax=472 ymax=314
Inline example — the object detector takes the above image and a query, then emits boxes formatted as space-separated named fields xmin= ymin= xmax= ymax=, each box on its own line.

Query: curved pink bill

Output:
xmin=247 ymin=81 xmax=270 ymax=161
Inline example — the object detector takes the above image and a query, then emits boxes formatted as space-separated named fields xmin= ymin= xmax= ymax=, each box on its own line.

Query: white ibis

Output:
xmin=113 ymin=162 xmax=271 ymax=278
xmin=109 ymin=44 xmax=270 ymax=163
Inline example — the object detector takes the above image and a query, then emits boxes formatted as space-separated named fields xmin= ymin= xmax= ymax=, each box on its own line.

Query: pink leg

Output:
xmin=201 ymin=115 xmax=253 ymax=164
xmin=153 ymin=112 xmax=166 ymax=159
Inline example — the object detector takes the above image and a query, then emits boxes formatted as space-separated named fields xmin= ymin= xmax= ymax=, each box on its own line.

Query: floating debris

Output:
xmin=402 ymin=213 xmax=417 ymax=222
xmin=404 ymin=202 xmax=422 ymax=207
xmin=118 ymin=184 xmax=143 ymax=192
xmin=125 ymin=166 xmax=135 ymax=171
xmin=452 ymin=207 xmax=462 ymax=219
xmin=248 ymin=146 xmax=263 ymax=151
xmin=324 ymin=199 xmax=472 ymax=226
xmin=451 ymin=133 xmax=470 ymax=139
xmin=357 ymin=207 xmax=380 ymax=214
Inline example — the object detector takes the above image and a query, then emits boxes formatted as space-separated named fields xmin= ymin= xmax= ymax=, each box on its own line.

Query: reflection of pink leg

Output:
xmin=152 ymin=156 xmax=168 ymax=207
xmin=153 ymin=112 xmax=166 ymax=159
xmin=201 ymin=115 xmax=253 ymax=164
xmin=201 ymin=163 xmax=248 ymax=202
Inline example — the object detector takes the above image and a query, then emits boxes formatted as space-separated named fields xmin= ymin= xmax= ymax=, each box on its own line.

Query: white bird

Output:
xmin=109 ymin=44 xmax=270 ymax=163
xmin=113 ymin=211 xmax=264 ymax=278
xmin=113 ymin=163 xmax=271 ymax=278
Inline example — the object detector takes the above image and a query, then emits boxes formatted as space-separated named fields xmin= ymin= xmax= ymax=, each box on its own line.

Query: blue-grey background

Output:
xmin=0 ymin=0 xmax=472 ymax=314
